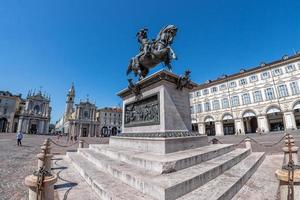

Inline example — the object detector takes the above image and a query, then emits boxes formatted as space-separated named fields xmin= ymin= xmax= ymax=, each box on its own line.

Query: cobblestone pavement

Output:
xmin=0 ymin=133 xmax=108 ymax=200
xmin=0 ymin=132 xmax=299 ymax=200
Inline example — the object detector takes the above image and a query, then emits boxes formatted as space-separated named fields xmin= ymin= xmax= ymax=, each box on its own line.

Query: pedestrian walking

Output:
xmin=256 ymin=128 xmax=262 ymax=135
xmin=17 ymin=131 xmax=23 ymax=146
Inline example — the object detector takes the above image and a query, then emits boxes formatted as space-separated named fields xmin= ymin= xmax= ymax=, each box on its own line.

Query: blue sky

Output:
xmin=1 ymin=0 xmax=300 ymax=123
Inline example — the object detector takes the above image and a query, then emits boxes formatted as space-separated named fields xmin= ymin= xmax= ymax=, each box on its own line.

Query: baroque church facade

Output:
xmin=56 ymin=84 xmax=122 ymax=138
xmin=0 ymin=90 xmax=51 ymax=134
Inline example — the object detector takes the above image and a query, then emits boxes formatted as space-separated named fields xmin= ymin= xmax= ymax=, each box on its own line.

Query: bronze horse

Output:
xmin=126 ymin=25 xmax=178 ymax=80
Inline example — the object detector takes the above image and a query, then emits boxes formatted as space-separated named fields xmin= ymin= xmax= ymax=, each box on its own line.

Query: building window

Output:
xmin=242 ymin=93 xmax=251 ymax=105
xmin=277 ymin=84 xmax=289 ymax=98
xmin=286 ymin=64 xmax=295 ymax=73
xmin=203 ymin=89 xmax=209 ymax=95
xmin=253 ymin=91 xmax=263 ymax=102
xmin=212 ymin=100 xmax=220 ymax=110
xmin=196 ymin=104 xmax=202 ymax=113
xmin=290 ymin=81 xmax=300 ymax=95
xmin=204 ymin=102 xmax=211 ymax=112
xmin=265 ymin=88 xmax=275 ymax=100
xmin=219 ymin=84 xmax=227 ymax=90
xmin=272 ymin=68 xmax=283 ymax=76
xmin=239 ymin=78 xmax=248 ymax=86
xmin=4 ymin=108 xmax=7 ymax=114
xmin=231 ymin=96 xmax=240 ymax=107
xmin=229 ymin=81 xmax=236 ymax=88
xmin=195 ymin=91 xmax=201 ymax=97
xmin=261 ymin=71 xmax=270 ymax=79
xmin=211 ymin=87 xmax=218 ymax=93
xmin=249 ymin=75 xmax=258 ymax=83
xmin=222 ymin=98 xmax=229 ymax=109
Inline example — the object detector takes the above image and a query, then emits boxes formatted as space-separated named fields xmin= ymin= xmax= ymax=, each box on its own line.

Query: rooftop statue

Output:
xmin=126 ymin=25 xmax=178 ymax=80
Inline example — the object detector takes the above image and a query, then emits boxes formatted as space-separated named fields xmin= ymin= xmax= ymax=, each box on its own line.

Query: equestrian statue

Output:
xmin=126 ymin=25 xmax=178 ymax=80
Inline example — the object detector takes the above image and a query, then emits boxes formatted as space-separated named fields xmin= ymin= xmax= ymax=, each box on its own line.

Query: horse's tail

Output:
xmin=126 ymin=59 xmax=133 ymax=75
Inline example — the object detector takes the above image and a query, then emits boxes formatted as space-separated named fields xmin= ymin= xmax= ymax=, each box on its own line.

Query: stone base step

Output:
xmin=67 ymin=152 xmax=155 ymax=200
xmin=90 ymin=144 xmax=235 ymax=174
xmin=231 ymin=154 xmax=282 ymax=200
xmin=75 ymin=147 xmax=250 ymax=200
xmin=178 ymin=152 xmax=265 ymax=200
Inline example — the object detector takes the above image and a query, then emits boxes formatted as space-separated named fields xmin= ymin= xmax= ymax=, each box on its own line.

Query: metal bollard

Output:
xmin=244 ymin=138 xmax=252 ymax=153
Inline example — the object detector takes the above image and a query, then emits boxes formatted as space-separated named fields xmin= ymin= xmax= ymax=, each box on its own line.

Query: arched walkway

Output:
xmin=0 ymin=118 xmax=8 ymax=132
xmin=101 ymin=126 xmax=108 ymax=137
xmin=222 ymin=114 xmax=235 ymax=135
xmin=266 ymin=106 xmax=284 ymax=132
xmin=293 ymin=102 xmax=300 ymax=129
xmin=111 ymin=127 xmax=118 ymax=136
xmin=204 ymin=116 xmax=215 ymax=136
xmin=29 ymin=119 xmax=38 ymax=134
xmin=242 ymin=110 xmax=258 ymax=134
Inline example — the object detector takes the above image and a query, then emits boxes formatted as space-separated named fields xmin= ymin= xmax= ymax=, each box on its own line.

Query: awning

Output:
xmin=204 ymin=117 xmax=214 ymax=123
xmin=243 ymin=111 xmax=256 ymax=118
xmin=293 ymin=102 xmax=300 ymax=110
xmin=223 ymin=114 xmax=233 ymax=120
xmin=267 ymin=107 xmax=281 ymax=114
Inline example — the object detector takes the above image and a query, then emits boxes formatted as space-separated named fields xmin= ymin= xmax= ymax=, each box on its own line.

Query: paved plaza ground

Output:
xmin=0 ymin=132 xmax=299 ymax=200
xmin=0 ymin=133 xmax=109 ymax=200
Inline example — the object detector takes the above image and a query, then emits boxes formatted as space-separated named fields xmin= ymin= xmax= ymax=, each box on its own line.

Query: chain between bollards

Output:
xmin=25 ymin=138 xmax=57 ymax=200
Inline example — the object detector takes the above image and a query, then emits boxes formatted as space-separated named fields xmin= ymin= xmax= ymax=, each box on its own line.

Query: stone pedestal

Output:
xmin=110 ymin=135 xmax=208 ymax=154
xmin=116 ymin=70 xmax=208 ymax=154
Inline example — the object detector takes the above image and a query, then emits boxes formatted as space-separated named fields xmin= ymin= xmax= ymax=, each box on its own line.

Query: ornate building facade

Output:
xmin=97 ymin=107 xmax=122 ymax=136
xmin=0 ymin=91 xmax=24 ymax=133
xmin=190 ymin=53 xmax=300 ymax=136
xmin=17 ymin=91 xmax=51 ymax=134
xmin=56 ymin=84 xmax=100 ymax=137
xmin=0 ymin=90 xmax=51 ymax=134
xmin=56 ymin=84 xmax=122 ymax=137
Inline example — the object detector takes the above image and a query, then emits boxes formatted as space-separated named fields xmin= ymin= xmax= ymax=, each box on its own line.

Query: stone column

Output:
xmin=17 ymin=117 xmax=23 ymax=132
xmin=44 ymin=121 xmax=49 ymax=134
xmin=26 ymin=119 xmax=30 ymax=134
xmin=215 ymin=121 xmax=224 ymax=136
xmin=79 ymin=123 xmax=82 ymax=137
xmin=39 ymin=121 xmax=44 ymax=134
xmin=198 ymin=122 xmax=205 ymax=135
xmin=283 ymin=111 xmax=297 ymax=131
xmin=234 ymin=118 xmax=245 ymax=134
xmin=258 ymin=115 xmax=269 ymax=133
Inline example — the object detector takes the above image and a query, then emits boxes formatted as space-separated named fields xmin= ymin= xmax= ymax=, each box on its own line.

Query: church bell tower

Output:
xmin=64 ymin=82 xmax=75 ymax=120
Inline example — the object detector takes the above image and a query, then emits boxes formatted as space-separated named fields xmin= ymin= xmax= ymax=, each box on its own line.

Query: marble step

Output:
xmin=66 ymin=152 xmax=155 ymax=200
xmin=231 ymin=154 xmax=282 ymax=200
xmin=178 ymin=152 xmax=265 ymax=200
xmin=76 ymin=147 xmax=250 ymax=200
xmin=90 ymin=143 xmax=235 ymax=174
